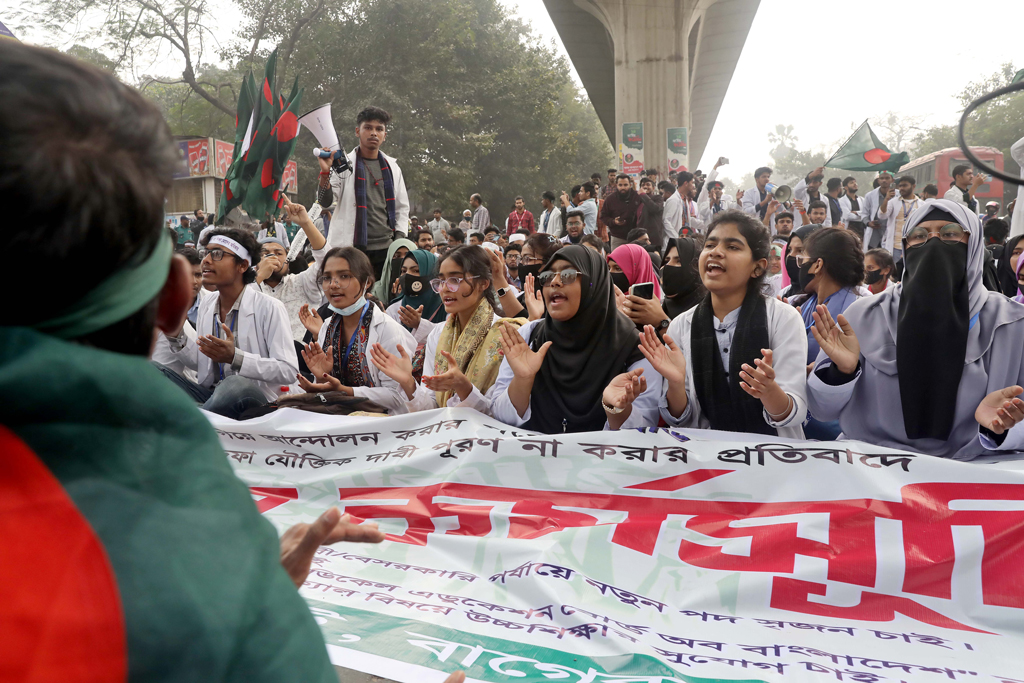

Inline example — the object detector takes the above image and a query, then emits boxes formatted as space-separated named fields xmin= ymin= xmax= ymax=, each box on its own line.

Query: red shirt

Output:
xmin=507 ymin=209 xmax=535 ymax=235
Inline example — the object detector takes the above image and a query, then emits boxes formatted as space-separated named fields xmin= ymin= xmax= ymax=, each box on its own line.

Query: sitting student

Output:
xmin=370 ymin=237 xmax=416 ymax=304
xmin=807 ymin=200 xmax=1024 ymax=459
xmin=385 ymin=248 xmax=445 ymax=344
xmin=297 ymin=247 xmax=417 ymax=414
xmin=469 ymin=232 xmax=485 ymax=246
xmin=626 ymin=227 xmax=651 ymax=246
xmin=864 ymin=248 xmax=895 ymax=295
xmin=995 ymin=232 xmax=1024 ymax=297
xmin=580 ymin=234 xmax=606 ymax=254
xmin=370 ymin=245 xmax=523 ymax=414
xmin=661 ymin=237 xmax=706 ymax=319
xmin=1 ymin=42 xmax=383 ymax=679
xmin=446 ymin=226 xmax=467 ymax=248
xmin=161 ymin=228 xmax=298 ymax=418
xmin=491 ymin=245 xmax=661 ymax=432
xmin=640 ymin=209 xmax=808 ymax=437
xmin=778 ymin=223 xmax=823 ymax=299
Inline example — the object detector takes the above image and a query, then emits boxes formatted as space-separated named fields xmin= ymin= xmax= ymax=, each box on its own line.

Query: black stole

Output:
xmin=690 ymin=291 xmax=776 ymax=435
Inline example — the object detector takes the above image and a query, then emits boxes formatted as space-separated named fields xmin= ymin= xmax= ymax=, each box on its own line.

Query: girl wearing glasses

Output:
xmin=370 ymin=245 xmax=524 ymax=414
xmin=808 ymin=200 xmax=1024 ymax=459
xmin=297 ymin=247 xmax=417 ymax=414
xmin=638 ymin=209 xmax=809 ymax=438
xmin=490 ymin=245 xmax=661 ymax=433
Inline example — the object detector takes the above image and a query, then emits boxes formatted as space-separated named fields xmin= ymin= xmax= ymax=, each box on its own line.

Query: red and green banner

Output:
xmin=214 ymin=408 xmax=1024 ymax=683
xmin=825 ymin=120 xmax=910 ymax=173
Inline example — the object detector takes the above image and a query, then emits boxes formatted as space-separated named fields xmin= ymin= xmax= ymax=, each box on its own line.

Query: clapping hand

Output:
xmin=602 ymin=368 xmax=646 ymax=411
xmin=975 ymin=386 xmax=1024 ymax=435
xmin=739 ymin=349 xmax=791 ymax=418
xmin=638 ymin=325 xmax=685 ymax=384
xmin=498 ymin=322 xmax=551 ymax=379
xmin=369 ymin=343 xmax=416 ymax=399
xmin=422 ymin=350 xmax=473 ymax=399
xmin=301 ymin=341 xmax=334 ymax=379
xmin=810 ymin=304 xmax=860 ymax=374
xmin=523 ymin=274 xmax=545 ymax=321
xmin=297 ymin=372 xmax=342 ymax=393
xmin=197 ymin=323 xmax=236 ymax=364
xmin=279 ymin=508 xmax=384 ymax=587
xmin=299 ymin=304 xmax=324 ymax=337
xmin=399 ymin=305 xmax=423 ymax=329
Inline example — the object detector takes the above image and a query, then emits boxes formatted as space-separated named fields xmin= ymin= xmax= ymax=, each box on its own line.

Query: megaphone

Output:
xmin=297 ymin=103 xmax=350 ymax=175
xmin=765 ymin=183 xmax=792 ymax=203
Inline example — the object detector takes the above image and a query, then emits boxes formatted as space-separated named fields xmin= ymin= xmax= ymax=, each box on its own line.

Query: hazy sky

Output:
xmin=505 ymin=0 xmax=1024 ymax=185
xmin=10 ymin=0 xmax=1021 ymax=188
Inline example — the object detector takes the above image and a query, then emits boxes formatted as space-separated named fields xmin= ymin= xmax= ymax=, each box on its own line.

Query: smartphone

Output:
xmin=629 ymin=282 xmax=655 ymax=299
xmin=718 ymin=156 xmax=729 ymax=166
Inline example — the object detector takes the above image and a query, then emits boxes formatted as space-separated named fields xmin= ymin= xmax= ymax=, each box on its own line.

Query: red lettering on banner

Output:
xmin=335 ymin=477 xmax=1024 ymax=628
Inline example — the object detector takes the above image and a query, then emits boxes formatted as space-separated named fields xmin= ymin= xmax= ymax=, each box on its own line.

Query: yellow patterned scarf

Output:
xmin=434 ymin=298 xmax=523 ymax=407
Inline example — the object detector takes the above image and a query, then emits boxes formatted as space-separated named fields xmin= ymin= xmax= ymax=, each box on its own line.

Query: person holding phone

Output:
xmin=639 ymin=209 xmax=808 ymax=438
xmin=491 ymin=245 xmax=661 ymax=433
xmin=607 ymin=243 xmax=668 ymax=332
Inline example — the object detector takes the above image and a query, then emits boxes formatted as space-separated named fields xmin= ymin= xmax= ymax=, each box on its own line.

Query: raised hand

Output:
xmin=975 ymin=386 xmax=1024 ymax=435
xmin=810 ymin=305 xmax=860 ymax=374
xmin=422 ymin=350 xmax=473 ymax=400
xmin=523 ymin=274 xmax=545 ymax=321
xmin=280 ymin=194 xmax=310 ymax=223
xmin=638 ymin=325 xmax=685 ymax=384
xmin=369 ymin=343 xmax=415 ymax=399
xmin=602 ymin=368 xmax=647 ymax=411
xmin=399 ymin=305 xmax=423 ymax=329
xmin=739 ymin=348 xmax=791 ymax=419
xmin=298 ymin=304 xmax=324 ymax=337
xmin=278 ymin=508 xmax=384 ymax=587
xmin=498 ymin=322 xmax=551 ymax=379
xmin=301 ymin=341 xmax=333 ymax=379
xmin=197 ymin=323 xmax=236 ymax=364
xmin=487 ymin=248 xmax=509 ymax=288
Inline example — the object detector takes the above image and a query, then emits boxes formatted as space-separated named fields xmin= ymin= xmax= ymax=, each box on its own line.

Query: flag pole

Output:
xmin=824 ymin=119 xmax=869 ymax=168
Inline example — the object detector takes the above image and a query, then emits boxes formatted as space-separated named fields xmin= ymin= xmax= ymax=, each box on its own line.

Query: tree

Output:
xmin=871 ymin=111 xmax=925 ymax=154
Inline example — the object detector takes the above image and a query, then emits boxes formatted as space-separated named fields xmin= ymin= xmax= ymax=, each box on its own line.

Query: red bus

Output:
xmin=898 ymin=146 xmax=1005 ymax=209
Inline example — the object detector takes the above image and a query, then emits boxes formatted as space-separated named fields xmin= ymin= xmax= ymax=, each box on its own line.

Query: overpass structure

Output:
xmin=543 ymin=0 xmax=759 ymax=173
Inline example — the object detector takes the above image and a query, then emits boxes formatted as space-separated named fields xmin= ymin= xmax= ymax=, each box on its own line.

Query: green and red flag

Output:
xmin=217 ymin=71 xmax=258 ymax=222
xmin=824 ymin=120 xmax=910 ymax=173
xmin=242 ymin=75 xmax=303 ymax=221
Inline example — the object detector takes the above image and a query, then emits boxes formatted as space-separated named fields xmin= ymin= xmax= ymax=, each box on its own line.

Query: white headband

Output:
xmin=208 ymin=235 xmax=251 ymax=263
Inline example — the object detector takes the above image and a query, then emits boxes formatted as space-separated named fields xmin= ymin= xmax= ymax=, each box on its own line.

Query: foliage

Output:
xmin=139 ymin=65 xmax=238 ymax=140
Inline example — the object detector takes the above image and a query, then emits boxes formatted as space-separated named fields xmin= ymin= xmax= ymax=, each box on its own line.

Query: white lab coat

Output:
xmin=317 ymin=304 xmax=417 ymax=414
xmin=166 ymin=286 xmax=298 ymax=401
xmin=696 ymin=169 xmax=735 ymax=224
xmin=152 ymin=320 xmax=198 ymax=382
xmin=539 ymin=207 xmax=563 ymax=237
xmin=385 ymin=301 xmax=438 ymax=346
xmin=662 ymin=192 xmax=683 ymax=251
xmin=326 ymin=147 xmax=410 ymax=249
xmin=791 ymin=178 xmax=833 ymax=228
xmin=839 ymin=194 xmax=868 ymax=227
xmin=876 ymin=195 xmax=922 ymax=254
xmin=741 ymin=186 xmax=778 ymax=231
xmin=658 ymin=295 xmax=808 ymax=439
xmin=402 ymin=313 xmax=500 ymax=415
xmin=1011 ymin=136 xmax=1024 ymax=239
xmin=490 ymin=319 xmax=662 ymax=430
xmin=859 ymin=187 xmax=886 ymax=249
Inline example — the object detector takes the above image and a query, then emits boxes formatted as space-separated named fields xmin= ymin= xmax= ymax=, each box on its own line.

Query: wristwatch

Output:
xmin=497 ymin=286 xmax=511 ymax=297
xmin=655 ymin=319 xmax=671 ymax=336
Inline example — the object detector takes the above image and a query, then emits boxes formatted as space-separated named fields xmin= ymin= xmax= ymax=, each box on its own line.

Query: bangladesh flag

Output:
xmin=217 ymin=71 xmax=258 ymax=223
xmin=825 ymin=120 xmax=910 ymax=173
xmin=242 ymin=76 xmax=303 ymax=221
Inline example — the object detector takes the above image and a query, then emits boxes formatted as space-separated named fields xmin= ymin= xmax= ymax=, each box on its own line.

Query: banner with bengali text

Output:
xmin=211 ymin=408 xmax=1024 ymax=683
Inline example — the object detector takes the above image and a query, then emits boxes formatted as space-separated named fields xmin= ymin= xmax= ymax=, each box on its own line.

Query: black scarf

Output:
xmin=690 ymin=290 xmax=775 ymax=435
xmin=996 ymin=235 xmax=1024 ymax=297
xmin=757 ymin=188 xmax=768 ymax=219
xmin=662 ymin=238 xmax=704 ymax=318
xmin=897 ymin=239 xmax=970 ymax=440
xmin=526 ymin=246 xmax=644 ymax=434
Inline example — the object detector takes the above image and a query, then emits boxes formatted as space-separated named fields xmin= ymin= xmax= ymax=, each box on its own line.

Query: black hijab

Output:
xmin=996 ymin=235 xmax=1024 ymax=297
xmin=662 ymin=238 xmax=704 ymax=318
xmin=526 ymin=246 xmax=645 ymax=433
xmin=897 ymin=207 xmax=970 ymax=440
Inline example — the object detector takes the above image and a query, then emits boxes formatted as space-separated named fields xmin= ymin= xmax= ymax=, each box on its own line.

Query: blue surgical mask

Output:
xmin=329 ymin=296 xmax=367 ymax=317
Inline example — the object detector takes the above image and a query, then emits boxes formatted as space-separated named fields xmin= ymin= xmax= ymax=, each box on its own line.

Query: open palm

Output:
xmin=810 ymin=305 xmax=860 ymax=374
xmin=369 ymin=343 xmax=413 ymax=386
xmin=498 ymin=322 xmax=551 ymax=379
xmin=638 ymin=325 xmax=685 ymax=384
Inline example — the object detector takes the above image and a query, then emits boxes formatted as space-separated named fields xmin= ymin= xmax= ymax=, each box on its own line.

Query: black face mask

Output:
xmin=863 ymin=268 xmax=884 ymax=285
xmin=785 ymin=255 xmax=800 ymax=288
xmin=389 ymin=255 xmax=404 ymax=285
xmin=897 ymin=239 xmax=970 ymax=440
xmin=400 ymin=273 xmax=430 ymax=297
xmin=518 ymin=263 xmax=543 ymax=287
xmin=611 ymin=271 xmax=631 ymax=293
xmin=798 ymin=260 xmax=818 ymax=291
xmin=661 ymin=264 xmax=698 ymax=298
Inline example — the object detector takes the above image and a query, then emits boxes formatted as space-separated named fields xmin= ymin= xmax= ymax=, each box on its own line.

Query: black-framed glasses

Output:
xmin=430 ymin=275 xmax=477 ymax=293
xmin=537 ymin=268 xmax=580 ymax=287
xmin=906 ymin=223 xmax=967 ymax=248
xmin=206 ymin=248 xmax=228 ymax=261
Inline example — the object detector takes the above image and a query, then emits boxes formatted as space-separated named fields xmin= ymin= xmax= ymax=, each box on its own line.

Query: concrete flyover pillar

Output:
xmin=544 ymin=0 xmax=759 ymax=172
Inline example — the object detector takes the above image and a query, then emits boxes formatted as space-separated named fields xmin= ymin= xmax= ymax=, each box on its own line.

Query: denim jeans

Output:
xmin=156 ymin=365 xmax=268 ymax=419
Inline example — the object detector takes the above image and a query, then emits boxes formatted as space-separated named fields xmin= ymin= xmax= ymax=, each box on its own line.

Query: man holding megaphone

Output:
xmin=313 ymin=106 xmax=410 ymax=280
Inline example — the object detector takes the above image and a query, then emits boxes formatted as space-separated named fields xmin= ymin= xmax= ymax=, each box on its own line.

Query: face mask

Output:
xmin=864 ymin=269 xmax=883 ymax=285
xmin=518 ymin=263 xmax=543 ymax=286
xmin=785 ymin=255 xmax=800 ymax=285
xmin=611 ymin=271 xmax=630 ymax=293
xmin=661 ymin=264 xmax=697 ymax=297
xmin=401 ymin=273 xmax=430 ymax=297
xmin=328 ymin=295 xmax=367 ymax=317
xmin=798 ymin=261 xmax=817 ymax=291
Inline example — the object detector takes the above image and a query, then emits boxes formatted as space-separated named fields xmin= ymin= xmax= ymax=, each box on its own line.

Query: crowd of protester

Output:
xmin=6 ymin=41 xmax=1024 ymax=681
